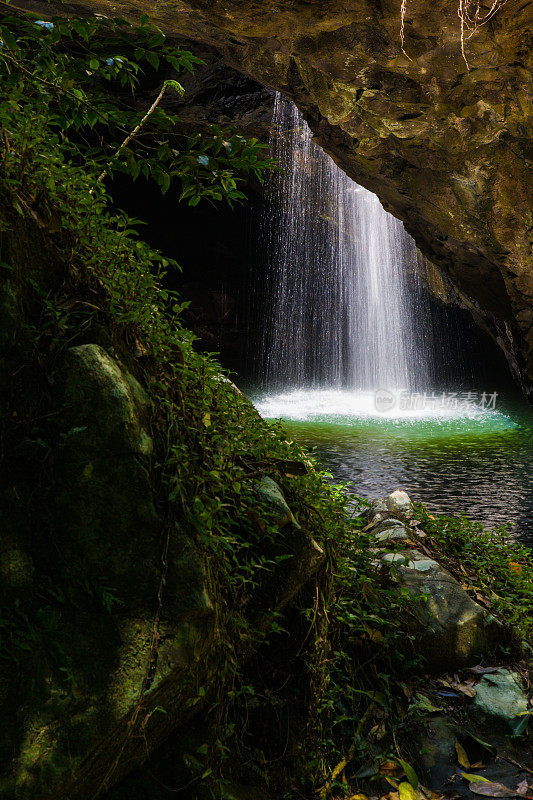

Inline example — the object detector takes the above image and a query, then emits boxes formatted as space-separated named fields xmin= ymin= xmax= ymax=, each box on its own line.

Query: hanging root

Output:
xmin=457 ymin=0 xmax=509 ymax=68
xmin=400 ymin=0 xmax=413 ymax=60
xmin=399 ymin=0 xmax=509 ymax=68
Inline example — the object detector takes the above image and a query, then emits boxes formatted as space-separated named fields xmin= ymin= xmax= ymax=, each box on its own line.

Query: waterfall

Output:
xmin=260 ymin=94 xmax=432 ymax=393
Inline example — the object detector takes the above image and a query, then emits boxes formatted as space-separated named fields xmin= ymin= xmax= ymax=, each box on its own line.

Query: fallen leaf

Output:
xmin=468 ymin=782 xmax=517 ymax=797
xmin=381 ymin=761 xmax=402 ymax=775
xmin=385 ymin=777 xmax=400 ymax=790
xmin=455 ymin=683 xmax=477 ymax=698
xmin=397 ymin=759 xmax=419 ymax=790
xmin=409 ymin=693 xmax=442 ymax=714
xmin=461 ymin=773 xmax=491 ymax=783
xmin=437 ymin=678 xmax=453 ymax=687
xmin=363 ymin=626 xmax=384 ymax=643
xmin=455 ymin=741 xmax=471 ymax=768
xmin=516 ymin=780 xmax=529 ymax=797
xmin=455 ymin=727 xmax=496 ymax=755
xmin=469 ymin=666 xmax=502 ymax=675
xmin=399 ymin=783 xmax=419 ymax=800
xmin=509 ymin=562 xmax=524 ymax=575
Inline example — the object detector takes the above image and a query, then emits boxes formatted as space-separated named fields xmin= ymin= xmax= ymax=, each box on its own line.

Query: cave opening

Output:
xmin=111 ymin=83 xmax=533 ymax=544
xmin=111 ymin=170 xmax=514 ymax=394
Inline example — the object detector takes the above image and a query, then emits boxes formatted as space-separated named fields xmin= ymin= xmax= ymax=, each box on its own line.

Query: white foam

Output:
xmin=253 ymin=389 xmax=511 ymax=424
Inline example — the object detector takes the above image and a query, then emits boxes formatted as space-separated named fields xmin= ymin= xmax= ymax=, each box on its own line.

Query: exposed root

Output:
xmin=399 ymin=0 xmax=509 ymax=68
xmin=400 ymin=0 xmax=413 ymax=60
xmin=457 ymin=0 xmax=509 ymax=68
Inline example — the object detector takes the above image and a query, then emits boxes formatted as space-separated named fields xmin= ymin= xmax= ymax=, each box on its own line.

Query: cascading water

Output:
xmin=251 ymin=94 xmax=531 ymax=543
xmin=259 ymin=93 xmax=432 ymax=394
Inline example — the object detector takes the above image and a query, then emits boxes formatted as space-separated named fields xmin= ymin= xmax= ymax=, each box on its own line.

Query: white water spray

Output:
xmin=260 ymin=94 xmax=432 ymax=394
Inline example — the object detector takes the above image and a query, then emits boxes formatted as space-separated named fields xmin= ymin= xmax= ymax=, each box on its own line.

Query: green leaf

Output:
xmin=148 ymin=32 xmax=165 ymax=47
xmin=461 ymin=773 xmax=492 ymax=783
xmin=0 ymin=27 xmax=18 ymax=49
xmin=397 ymin=759 xmax=418 ymax=790
xmin=163 ymin=79 xmax=184 ymax=95
xmin=145 ymin=51 xmax=159 ymax=70
xmin=159 ymin=171 xmax=171 ymax=194
xmin=409 ymin=693 xmax=441 ymax=714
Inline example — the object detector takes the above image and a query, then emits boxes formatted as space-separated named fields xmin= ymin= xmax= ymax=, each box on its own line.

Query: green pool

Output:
xmin=250 ymin=388 xmax=533 ymax=544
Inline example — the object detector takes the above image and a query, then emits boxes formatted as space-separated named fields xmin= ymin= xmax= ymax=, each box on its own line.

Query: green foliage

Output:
xmin=0 ymin=10 xmax=375 ymax=795
xmin=0 ymin=12 xmax=274 ymax=203
xmin=413 ymin=505 xmax=533 ymax=644
xmin=3 ymin=12 xmax=528 ymax=798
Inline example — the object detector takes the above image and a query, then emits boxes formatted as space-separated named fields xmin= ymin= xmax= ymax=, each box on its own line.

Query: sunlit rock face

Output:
xmin=18 ymin=0 xmax=533 ymax=395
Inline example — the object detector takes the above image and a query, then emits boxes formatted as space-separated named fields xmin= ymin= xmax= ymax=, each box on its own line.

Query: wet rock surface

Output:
xmin=368 ymin=493 xmax=502 ymax=670
xmin=367 ymin=491 xmax=532 ymax=800
xmin=473 ymin=669 xmax=530 ymax=736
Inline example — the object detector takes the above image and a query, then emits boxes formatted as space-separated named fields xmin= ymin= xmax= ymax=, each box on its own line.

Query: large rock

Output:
xmin=0 ymin=347 xmax=326 ymax=799
xmin=251 ymin=476 xmax=325 ymax=611
xmin=373 ymin=518 xmax=409 ymax=535
xmin=20 ymin=0 xmax=533 ymax=397
xmin=253 ymin=476 xmax=298 ymax=528
xmin=416 ymin=715 xmax=459 ymax=790
xmin=415 ymin=715 xmax=530 ymax=797
xmin=380 ymin=548 xmax=501 ymax=670
xmin=385 ymin=490 xmax=413 ymax=518
xmin=0 ymin=344 xmax=215 ymax=800
xmin=473 ymin=669 xmax=531 ymax=736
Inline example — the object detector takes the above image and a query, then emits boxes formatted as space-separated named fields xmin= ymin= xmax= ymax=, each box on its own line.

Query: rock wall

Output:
xmin=14 ymin=0 xmax=532 ymax=395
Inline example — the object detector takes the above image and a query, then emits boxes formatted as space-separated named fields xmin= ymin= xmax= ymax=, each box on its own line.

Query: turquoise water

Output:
xmin=251 ymin=389 xmax=533 ymax=544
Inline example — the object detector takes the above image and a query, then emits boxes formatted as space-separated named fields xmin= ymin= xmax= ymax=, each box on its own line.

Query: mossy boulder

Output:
xmin=250 ymin=476 xmax=325 ymax=612
xmin=473 ymin=669 xmax=531 ymax=736
xmin=52 ymin=343 xmax=160 ymax=607
xmin=381 ymin=548 xmax=501 ymax=670
xmin=0 ymin=344 xmax=214 ymax=799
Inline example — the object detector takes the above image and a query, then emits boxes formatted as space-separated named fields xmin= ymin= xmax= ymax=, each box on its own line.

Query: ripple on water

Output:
xmin=251 ymin=389 xmax=533 ymax=545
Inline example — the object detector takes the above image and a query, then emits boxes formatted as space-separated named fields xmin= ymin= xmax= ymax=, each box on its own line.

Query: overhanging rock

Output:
xmin=11 ymin=0 xmax=533 ymax=397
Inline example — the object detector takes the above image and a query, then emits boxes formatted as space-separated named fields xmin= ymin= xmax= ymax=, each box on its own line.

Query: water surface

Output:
xmin=251 ymin=388 xmax=533 ymax=545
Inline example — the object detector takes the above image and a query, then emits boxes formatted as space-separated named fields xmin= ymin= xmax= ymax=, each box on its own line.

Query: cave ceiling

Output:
xmin=10 ymin=0 xmax=533 ymax=394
